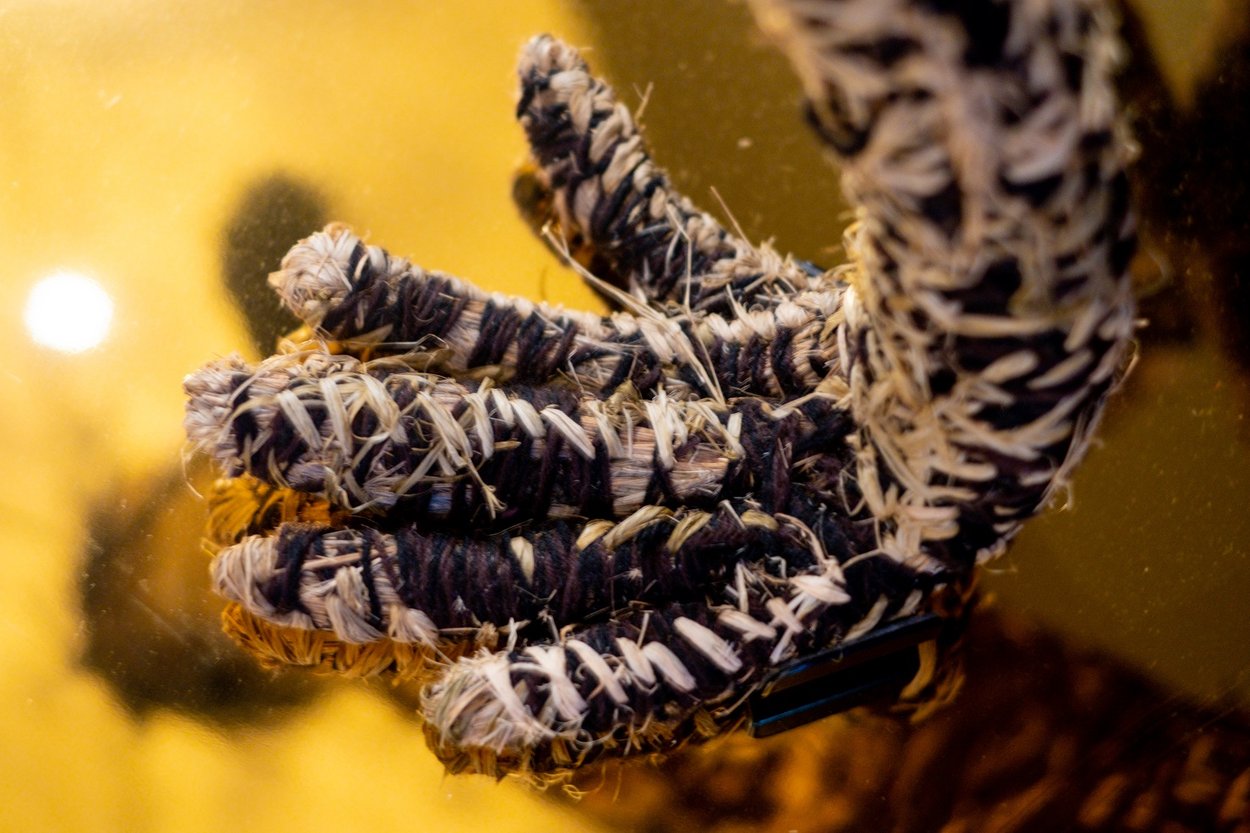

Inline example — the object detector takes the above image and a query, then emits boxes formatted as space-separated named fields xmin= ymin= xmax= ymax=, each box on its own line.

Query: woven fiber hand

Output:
xmin=184 ymin=0 xmax=1136 ymax=778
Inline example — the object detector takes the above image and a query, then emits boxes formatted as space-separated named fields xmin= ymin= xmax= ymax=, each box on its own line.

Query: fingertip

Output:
xmin=182 ymin=354 xmax=250 ymax=450
xmin=421 ymin=650 xmax=558 ymax=776
xmin=271 ymin=224 xmax=362 ymax=326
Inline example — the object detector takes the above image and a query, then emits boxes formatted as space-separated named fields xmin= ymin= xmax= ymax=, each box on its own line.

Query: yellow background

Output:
xmin=0 ymin=2 xmax=605 ymax=831
xmin=1 ymin=1 xmax=1246 ymax=831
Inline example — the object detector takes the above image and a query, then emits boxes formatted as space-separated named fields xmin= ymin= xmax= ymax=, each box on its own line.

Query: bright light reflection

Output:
xmin=24 ymin=271 xmax=115 ymax=353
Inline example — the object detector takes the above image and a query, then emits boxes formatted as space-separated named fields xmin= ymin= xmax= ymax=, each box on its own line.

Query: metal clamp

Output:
xmin=747 ymin=612 xmax=945 ymax=738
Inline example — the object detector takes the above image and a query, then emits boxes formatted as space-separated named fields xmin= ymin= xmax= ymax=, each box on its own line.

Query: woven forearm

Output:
xmin=752 ymin=0 xmax=1137 ymax=569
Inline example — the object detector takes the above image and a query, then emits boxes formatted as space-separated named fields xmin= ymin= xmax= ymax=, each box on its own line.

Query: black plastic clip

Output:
xmin=746 ymin=612 xmax=945 ymax=738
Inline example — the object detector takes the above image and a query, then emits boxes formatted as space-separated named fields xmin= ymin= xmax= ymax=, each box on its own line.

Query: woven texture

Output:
xmin=185 ymin=0 xmax=1136 ymax=778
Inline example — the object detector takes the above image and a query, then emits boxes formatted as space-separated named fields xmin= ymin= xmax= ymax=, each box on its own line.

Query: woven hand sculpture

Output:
xmin=185 ymin=0 xmax=1136 ymax=777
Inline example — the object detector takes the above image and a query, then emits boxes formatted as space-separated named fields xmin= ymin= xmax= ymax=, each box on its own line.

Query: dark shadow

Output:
xmin=77 ymin=172 xmax=330 ymax=724
xmin=79 ymin=461 xmax=322 ymax=724
xmin=221 ymin=173 xmax=328 ymax=355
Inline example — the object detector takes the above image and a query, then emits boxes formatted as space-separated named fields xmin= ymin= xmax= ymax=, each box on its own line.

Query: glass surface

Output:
xmin=2 ymin=1 xmax=1247 ymax=831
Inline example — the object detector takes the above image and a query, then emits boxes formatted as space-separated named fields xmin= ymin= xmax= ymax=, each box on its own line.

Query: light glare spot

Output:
xmin=24 ymin=271 xmax=114 ymax=353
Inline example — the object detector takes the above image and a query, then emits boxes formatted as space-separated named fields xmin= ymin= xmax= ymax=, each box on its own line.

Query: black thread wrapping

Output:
xmin=209 ymin=358 xmax=846 ymax=528
xmin=517 ymin=39 xmax=799 ymax=315
xmin=194 ymin=1 xmax=1140 ymax=775
xmin=237 ymin=478 xmax=887 ymax=650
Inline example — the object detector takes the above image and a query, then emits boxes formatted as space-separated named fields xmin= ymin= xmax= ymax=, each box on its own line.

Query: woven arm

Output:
xmin=751 ymin=0 xmax=1137 ymax=569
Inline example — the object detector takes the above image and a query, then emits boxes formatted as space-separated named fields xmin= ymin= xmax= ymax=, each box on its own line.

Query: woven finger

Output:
xmin=185 ymin=350 xmax=854 ymax=523
xmin=212 ymin=505 xmax=750 ymax=688
xmin=219 ymin=603 xmax=472 ymax=682
xmin=197 ymin=473 xmax=456 ymax=679
xmin=185 ymin=351 xmax=732 ymax=520
xmin=274 ymin=225 xmax=845 ymax=401
xmin=210 ymin=491 xmax=854 ymax=647
xmin=517 ymin=35 xmax=824 ymax=315
xmin=420 ymin=510 xmax=933 ymax=776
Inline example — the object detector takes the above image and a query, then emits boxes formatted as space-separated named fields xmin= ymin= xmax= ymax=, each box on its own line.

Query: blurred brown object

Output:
xmin=1118 ymin=0 xmax=1250 ymax=384
xmin=79 ymin=458 xmax=323 ymax=724
xmin=220 ymin=174 xmax=327 ymax=356
xmin=1177 ymin=2 xmax=1250 ymax=378
xmin=573 ymin=604 xmax=1250 ymax=833
xmin=78 ymin=173 xmax=330 ymax=724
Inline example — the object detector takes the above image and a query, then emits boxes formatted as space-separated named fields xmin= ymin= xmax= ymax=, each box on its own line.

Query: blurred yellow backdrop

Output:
xmin=2 ymin=1 xmax=1249 ymax=831
xmin=0 ymin=2 xmax=606 ymax=831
